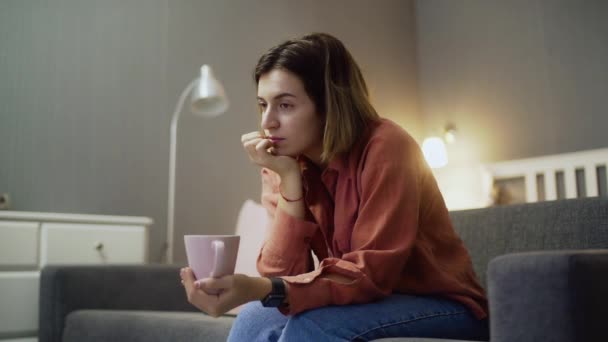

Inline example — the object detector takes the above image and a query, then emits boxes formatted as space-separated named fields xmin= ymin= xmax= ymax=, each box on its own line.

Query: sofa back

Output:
xmin=450 ymin=197 xmax=608 ymax=288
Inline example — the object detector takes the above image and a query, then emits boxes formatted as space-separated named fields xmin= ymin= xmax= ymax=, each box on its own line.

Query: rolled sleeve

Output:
xmin=258 ymin=208 xmax=319 ymax=275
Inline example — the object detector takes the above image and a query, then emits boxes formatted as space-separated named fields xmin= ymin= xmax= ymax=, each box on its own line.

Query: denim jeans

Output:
xmin=227 ymin=294 xmax=489 ymax=342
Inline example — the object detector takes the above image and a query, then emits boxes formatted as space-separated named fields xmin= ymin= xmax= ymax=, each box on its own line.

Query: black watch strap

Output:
xmin=261 ymin=277 xmax=286 ymax=307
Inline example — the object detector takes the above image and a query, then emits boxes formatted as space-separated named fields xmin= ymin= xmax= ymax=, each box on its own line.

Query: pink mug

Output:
xmin=184 ymin=235 xmax=240 ymax=293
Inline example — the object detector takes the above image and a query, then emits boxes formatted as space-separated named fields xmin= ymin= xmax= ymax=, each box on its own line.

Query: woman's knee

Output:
xmin=230 ymin=301 xmax=267 ymax=332
xmin=235 ymin=301 xmax=264 ymax=320
xmin=280 ymin=308 xmax=349 ymax=342
xmin=228 ymin=302 xmax=287 ymax=342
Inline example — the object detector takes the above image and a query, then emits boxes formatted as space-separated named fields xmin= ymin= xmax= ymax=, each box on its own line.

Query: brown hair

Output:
xmin=254 ymin=33 xmax=379 ymax=163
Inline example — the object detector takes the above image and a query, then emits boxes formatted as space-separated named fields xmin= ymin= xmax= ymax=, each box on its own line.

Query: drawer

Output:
xmin=41 ymin=223 xmax=146 ymax=265
xmin=0 ymin=222 xmax=39 ymax=268
xmin=0 ymin=272 xmax=39 ymax=337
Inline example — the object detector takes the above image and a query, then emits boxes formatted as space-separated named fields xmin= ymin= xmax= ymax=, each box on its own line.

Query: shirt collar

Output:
xmin=326 ymin=153 xmax=348 ymax=172
xmin=297 ymin=154 xmax=347 ymax=175
xmin=298 ymin=118 xmax=380 ymax=175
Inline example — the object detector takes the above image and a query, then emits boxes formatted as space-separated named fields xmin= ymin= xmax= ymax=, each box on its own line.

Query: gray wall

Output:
xmin=0 ymin=0 xmax=420 ymax=263
xmin=416 ymin=0 xmax=608 ymax=163
xmin=0 ymin=0 xmax=170 ymax=257
xmin=7 ymin=0 xmax=605 ymax=264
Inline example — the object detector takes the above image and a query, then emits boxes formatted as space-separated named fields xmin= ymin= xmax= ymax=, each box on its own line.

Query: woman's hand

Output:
xmin=241 ymin=131 xmax=299 ymax=178
xmin=180 ymin=267 xmax=271 ymax=318
xmin=242 ymin=131 xmax=305 ymax=218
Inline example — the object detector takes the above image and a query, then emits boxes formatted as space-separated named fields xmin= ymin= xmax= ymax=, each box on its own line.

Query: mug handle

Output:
xmin=210 ymin=240 xmax=226 ymax=278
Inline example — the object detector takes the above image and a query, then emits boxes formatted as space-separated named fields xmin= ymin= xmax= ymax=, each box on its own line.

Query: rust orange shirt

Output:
xmin=257 ymin=119 xmax=488 ymax=319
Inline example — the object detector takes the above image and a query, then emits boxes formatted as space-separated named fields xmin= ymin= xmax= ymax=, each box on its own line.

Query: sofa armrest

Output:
xmin=487 ymin=250 xmax=608 ymax=342
xmin=39 ymin=264 xmax=197 ymax=342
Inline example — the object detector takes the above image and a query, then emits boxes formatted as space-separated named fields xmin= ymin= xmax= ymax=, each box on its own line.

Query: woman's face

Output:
xmin=257 ymin=69 xmax=324 ymax=162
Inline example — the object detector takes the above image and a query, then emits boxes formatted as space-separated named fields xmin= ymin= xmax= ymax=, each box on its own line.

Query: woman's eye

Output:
xmin=279 ymin=103 xmax=292 ymax=109
xmin=258 ymin=103 xmax=267 ymax=110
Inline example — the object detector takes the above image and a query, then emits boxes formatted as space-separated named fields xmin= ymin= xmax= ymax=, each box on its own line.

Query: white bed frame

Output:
xmin=485 ymin=147 xmax=608 ymax=202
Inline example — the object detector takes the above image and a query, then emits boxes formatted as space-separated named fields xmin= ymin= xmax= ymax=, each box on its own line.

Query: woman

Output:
xmin=180 ymin=32 xmax=489 ymax=341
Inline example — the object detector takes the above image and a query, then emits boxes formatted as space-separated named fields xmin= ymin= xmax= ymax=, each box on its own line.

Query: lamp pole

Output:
xmin=165 ymin=79 xmax=198 ymax=264
xmin=163 ymin=65 xmax=228 ymax=264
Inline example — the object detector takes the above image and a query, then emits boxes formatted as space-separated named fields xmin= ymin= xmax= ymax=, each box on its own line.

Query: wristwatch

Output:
xmin=261 ymin=277 xmax=286 ymax=307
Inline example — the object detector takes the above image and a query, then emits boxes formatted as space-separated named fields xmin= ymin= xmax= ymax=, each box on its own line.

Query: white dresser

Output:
xmin=0 ymin=211 xmax=153 ymax=342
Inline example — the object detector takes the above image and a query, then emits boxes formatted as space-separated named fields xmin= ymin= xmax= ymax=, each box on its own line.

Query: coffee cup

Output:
xmin=184 ymin=235 xmax=240 ymax=293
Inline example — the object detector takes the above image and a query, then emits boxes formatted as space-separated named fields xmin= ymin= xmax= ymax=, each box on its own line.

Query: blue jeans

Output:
xmin=227 ymin=294 xmax=489 ymax=342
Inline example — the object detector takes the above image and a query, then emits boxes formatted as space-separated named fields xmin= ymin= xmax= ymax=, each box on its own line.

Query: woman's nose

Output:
xmin=261 ymin=110 xmax=279 ymax=130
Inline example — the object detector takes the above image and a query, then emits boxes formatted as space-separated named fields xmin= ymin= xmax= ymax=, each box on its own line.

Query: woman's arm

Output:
xmin=275 ymin=169 xmax=305 ymax=220
xmin=257 ymin=168 xmax=318 ymax=277
xmin=241 ymin=131 xmax=317 ymax=277
xmin=180 ymin=268 xmax=290 ymax=318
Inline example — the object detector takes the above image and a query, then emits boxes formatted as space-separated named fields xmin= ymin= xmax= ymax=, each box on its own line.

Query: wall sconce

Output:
xmin=444 ymin=123 xmax=457 ymax=144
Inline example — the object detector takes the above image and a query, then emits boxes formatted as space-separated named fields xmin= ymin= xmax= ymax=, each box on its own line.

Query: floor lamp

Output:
xmin=165 ymin=65 xmax=229 ymax=264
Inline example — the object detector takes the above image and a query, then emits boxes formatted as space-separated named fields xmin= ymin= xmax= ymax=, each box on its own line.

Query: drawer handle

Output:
xmin=94 ymin=241 xmax=104 ymax=251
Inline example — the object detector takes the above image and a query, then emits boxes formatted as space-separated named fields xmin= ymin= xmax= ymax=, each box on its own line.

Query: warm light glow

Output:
xmin=431 ymin=164 xmax=494 ymax=210
xmin=422 ymin=137 xmax=448 ymax=169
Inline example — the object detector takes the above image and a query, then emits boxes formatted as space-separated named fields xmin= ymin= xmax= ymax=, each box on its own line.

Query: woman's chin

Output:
xmin=274 ymin=149 xmax=297 ymax=158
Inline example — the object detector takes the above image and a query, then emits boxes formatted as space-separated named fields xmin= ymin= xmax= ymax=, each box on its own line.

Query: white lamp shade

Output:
xmin=190 ymin=65 xmax=229 ymax=117
xmin=422 ymin=136 xmax=448 ymax=169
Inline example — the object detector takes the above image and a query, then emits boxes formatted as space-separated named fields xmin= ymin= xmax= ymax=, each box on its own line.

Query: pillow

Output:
xmin=233 ymin=199 xmax=270 ymax=277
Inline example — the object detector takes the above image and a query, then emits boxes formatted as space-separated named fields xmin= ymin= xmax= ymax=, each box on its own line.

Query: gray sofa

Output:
xmin=39 ymin=197 xmax=608 ymax=342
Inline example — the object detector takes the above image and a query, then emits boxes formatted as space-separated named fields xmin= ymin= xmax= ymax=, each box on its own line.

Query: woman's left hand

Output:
xmin=180 ymin=267 xmax=271 ymax=318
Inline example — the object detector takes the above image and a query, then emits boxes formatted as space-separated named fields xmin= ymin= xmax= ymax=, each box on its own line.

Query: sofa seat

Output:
xmin=62 ymin=309 xmax=472 ymax=342
xmin=63 ymin=310 xmax=234 ymax=342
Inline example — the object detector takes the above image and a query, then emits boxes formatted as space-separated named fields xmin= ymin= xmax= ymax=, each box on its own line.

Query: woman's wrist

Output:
xmin=278 ymin=172 xmax=303 ymax=201
xmin=252 ymin=276 xmax=273 ymax=301
xmin=276 ymin=162 xmax=300 ymax=181
xmin=253 ymin=277 xmax=290 ymax=306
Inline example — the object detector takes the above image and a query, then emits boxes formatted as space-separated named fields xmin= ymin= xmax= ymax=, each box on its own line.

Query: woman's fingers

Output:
xmin=195 ymin=276 xmax=233 ymax=292
xmin=255 ymin=138 xmax=273 ymax=154
xmin=242 ymin=135 xmax=274 ymax=166
xmin=241 ymin=131 xmax=294 ymax=172
xmin=180 ymin=267 xmax=198 ymax=301
xmin=180 ymin=268 xmax=221 ymax=314
xmin=241 ymin=131 xmax=265 ymax=143
xmin=243 ymin=138 xmax=264 ymax=159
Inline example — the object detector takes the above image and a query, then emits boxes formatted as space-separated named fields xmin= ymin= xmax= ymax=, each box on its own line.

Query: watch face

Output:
xmin=263 ymin=294 xmax=285 ymax=307
xmin=262 ymin=277 xmax=286 ymax=307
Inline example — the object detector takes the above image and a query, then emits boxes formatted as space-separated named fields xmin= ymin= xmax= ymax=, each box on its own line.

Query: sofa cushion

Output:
xmin=62 ymin=310 xmax=234 ymax=342
xmin=487 ymin=250 xmax=608 ymax=342
xmin=234 ymin=199 xmax=270 ymax=277
xmin=450 ymin=197 xmax=608 ymax=287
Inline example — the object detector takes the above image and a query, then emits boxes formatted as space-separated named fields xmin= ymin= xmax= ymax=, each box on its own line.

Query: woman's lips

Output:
xmin=268 ymin=137 xmax=285 ymax=143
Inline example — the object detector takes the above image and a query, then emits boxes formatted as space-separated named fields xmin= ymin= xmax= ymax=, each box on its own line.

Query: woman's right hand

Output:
xmin=241 ymin=131 xmax=299 ymax=178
